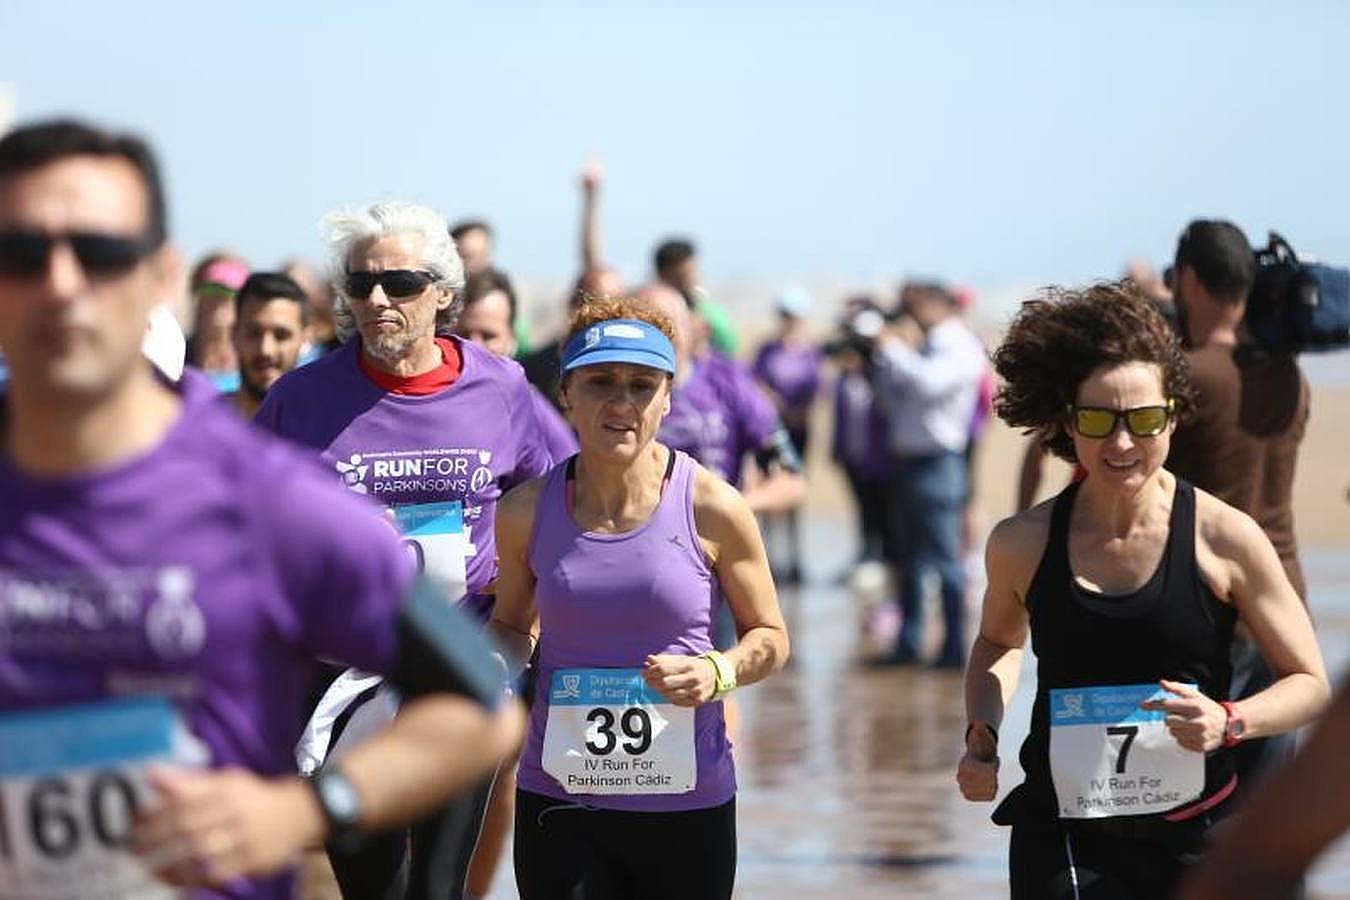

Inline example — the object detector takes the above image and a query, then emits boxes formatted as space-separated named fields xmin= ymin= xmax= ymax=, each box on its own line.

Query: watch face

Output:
xmin=1230 ymin=720 xmax=1246 ymax=738
xmin=320 ymin=774 xmax=361 ymax=824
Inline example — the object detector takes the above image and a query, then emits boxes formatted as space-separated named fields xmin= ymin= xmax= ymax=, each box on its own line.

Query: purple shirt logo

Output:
xmin=144 ymin=567 xmax=206 ymax=659
xmin=335 ymin=454 xmax=370 ymax=494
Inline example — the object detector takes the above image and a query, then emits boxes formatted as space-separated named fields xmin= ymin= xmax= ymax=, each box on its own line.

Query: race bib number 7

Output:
xmin=1049 ymin=683 xmax=1204 ymax=819
xmin=0 ymin=698 xmax=185 ymax=900
xmin=542 ymin=669 xmax=696 ymax=796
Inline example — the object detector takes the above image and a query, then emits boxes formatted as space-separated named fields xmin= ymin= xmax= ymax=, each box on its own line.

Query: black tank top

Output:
xmin=997 ymin=478 xmax=1237 ymax=823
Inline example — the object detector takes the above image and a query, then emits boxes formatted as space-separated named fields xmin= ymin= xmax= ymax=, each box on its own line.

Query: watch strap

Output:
xmin=700 ymin=650 xmax=737 ymax=697
xmin=306 ymin=766 xmax=365 ymax=852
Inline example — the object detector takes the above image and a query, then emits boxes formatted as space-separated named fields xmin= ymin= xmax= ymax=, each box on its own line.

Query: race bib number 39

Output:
xmin=542 ymin=669 xmax=696 ymax=796
xmin=0 ymin=698 xmax=183 ymax=900
xmin=1049 ymin=683 xmax=1204 ymax=819
xmin=393 ymin=501 xmax=473 ymax=587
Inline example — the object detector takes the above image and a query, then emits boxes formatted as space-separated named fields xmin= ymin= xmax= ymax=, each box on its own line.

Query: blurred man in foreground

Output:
xmin=0 ymin=117 xmax=520 ymax=900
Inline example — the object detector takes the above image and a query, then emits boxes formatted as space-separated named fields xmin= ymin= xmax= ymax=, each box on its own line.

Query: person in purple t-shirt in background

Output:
xmin=827 ymin=298 xmax=895 ymax=571
xmin=256 ymin=200 xmax=551 ymax=899
xmin=0 ymin=119 xmax=522 ymax=900
xmin=641 ymin=283 xmax=804 ymax=515
xmin=752 ymin=287 xmax=824 ymax=584
xmin=456 ymin=268 xmax=578 ymax=465
xmin=491 ymin=297 xmax=789 ymax=899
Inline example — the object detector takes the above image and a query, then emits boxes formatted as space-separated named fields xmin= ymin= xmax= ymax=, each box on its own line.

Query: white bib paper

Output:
xmin=392 ymin=501 xmax=474 ymax=586
xmin=0 ymin=698 xmax=196 ymax=900
xmin=542 ymin=668 xmax=696 ymax=796
xmin=1049 ymin=683 xmax=1204 ymax=819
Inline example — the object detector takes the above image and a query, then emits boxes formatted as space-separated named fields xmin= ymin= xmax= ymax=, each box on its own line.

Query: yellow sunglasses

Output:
xmin=1066 ymin=399 xmax=1175 ymax=439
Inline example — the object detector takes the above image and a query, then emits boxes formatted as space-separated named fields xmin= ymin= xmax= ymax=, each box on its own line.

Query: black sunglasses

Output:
xmin=0 ymin=229 xmax=159 ymax=278
xmin=344 ymin=269 xmax=438 ymax=300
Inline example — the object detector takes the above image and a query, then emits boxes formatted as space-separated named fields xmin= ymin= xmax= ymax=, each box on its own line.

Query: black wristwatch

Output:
xmin=306 ymin=766 xmax=365 ymax=852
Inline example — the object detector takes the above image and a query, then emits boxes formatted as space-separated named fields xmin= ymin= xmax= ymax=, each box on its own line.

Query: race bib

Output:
xmin=542 ymin=669 xmax=696 ymax=796
xmin=392 ymin=501 xmax=474 ymax=587
xmin=0 ymin=698 xmax=193 ymax=900
xmin=1049 ymin=683 xmax=1204 ymax=819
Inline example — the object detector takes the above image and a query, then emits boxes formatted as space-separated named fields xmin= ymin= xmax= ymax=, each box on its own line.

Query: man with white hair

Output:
xmin=257 ymin=200 xmax=552 ymax=899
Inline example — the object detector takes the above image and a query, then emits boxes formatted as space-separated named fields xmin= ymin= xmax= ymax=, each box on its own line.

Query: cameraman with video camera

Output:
xmin=1167 ymin=219 xmax=1312 ymax=807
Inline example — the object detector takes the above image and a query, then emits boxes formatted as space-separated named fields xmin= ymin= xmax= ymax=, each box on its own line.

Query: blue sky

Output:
xmin=4 ymin=0 xmax=1350 ymax=303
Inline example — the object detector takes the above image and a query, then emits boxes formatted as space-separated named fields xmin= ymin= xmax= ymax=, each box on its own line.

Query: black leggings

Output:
xmin=514 ymin=790 xmax=737 ymax=900
xmin=1009 ymin=817 xmax=1211 ymax=900
xmin=843 ymin=465 xmax=892 ymax=562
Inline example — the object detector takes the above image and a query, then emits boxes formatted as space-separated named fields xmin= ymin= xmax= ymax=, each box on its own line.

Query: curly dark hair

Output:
xmin=993 ymin=280 xmax=1195 ymax=463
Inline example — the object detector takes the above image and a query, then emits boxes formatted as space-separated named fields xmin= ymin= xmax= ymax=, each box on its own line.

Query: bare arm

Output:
xmin=698 ymin=469 xmax=791 ymax=685
xmin=1210 ymin=501 xmax=1330 ymax=738
xmin=579 ymin=161 xmax=603 ymax=275
xmin=966 ymin=517 xmax=1036 ymax=732
xmin=488 ymin=479 xmax=544 ymax=673
xmin=332 ymin=694 xmax=523 ymax=831
xmin=1016 ymin=438 xmax=1047 ymax=513
xmin=958 ymin=512 xmax=1040 ymax=801
xmin=739 ymin=466 xmax=805 ymax=514
xmin=1179 ymin=681 xmax=1350 ymax=900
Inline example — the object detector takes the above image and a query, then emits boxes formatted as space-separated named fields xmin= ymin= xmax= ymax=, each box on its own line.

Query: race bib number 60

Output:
xmin=0 ymin=698 xmax=184 ymax=900
xmin=542 ymin=669 xmax=696 ymax=796
xmin=1049 ymin=683 xmax=1204 ymax=819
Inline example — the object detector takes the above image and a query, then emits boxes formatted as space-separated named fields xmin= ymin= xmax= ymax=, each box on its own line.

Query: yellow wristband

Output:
xmin=700 ymin=650 xmax=737 ymax=697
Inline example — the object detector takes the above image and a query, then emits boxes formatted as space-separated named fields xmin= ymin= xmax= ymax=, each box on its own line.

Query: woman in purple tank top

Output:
xmin=491 ymin=298 xmax=790 ymax=900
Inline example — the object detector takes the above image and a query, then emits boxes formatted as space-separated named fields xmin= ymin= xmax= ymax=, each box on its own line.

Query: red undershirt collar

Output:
xmin=358 ymin=337 xmax=463 ymax=396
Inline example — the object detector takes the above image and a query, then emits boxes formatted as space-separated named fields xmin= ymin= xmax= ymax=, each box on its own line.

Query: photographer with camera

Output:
xmin=873 ymin=282 xmax=988 ymax=668
xmin=1166 ymin=219 xmax=1311 ymax=807
xmin=827 ymin=298 xmax=894 ymax=571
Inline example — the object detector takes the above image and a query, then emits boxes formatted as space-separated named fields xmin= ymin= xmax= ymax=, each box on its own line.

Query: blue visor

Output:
xmin=561 ymin=318 xmax=676 ymax=375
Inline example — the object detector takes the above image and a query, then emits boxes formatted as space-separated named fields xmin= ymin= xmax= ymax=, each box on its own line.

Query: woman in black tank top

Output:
xmin=956 ymin=283 xmax=1328 ymax=899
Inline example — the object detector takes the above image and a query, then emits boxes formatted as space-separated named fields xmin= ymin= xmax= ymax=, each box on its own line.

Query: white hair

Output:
xmin=323 ymin=201 xmax=466 ymax=338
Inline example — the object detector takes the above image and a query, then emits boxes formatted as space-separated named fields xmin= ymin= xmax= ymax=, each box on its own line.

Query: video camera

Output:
xmin=823 ymin=303 xmax=889 ymax=360
xmin=1246 ymin=232 xmax=1350 ymax=354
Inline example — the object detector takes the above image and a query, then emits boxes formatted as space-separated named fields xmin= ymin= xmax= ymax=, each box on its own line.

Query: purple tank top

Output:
xmin=515 ymin=450 xmax=736 ymax=811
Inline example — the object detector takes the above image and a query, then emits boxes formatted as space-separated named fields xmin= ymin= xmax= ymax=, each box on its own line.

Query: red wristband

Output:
xmin=1220 ymin=700 xmax=1246 ymax=748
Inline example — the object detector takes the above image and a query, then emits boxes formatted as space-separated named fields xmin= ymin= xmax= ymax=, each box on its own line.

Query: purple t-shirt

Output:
xmin=658 ymin=353 xmax=781 ymax=488
xmin=752 ymin=339 xmax=823 ymax=419
xmin=831 ymin=370 xmax=891 ymax=479
xmin=0 ymin=370 xmax=413 ymax=900
xmin=529 ymin=384 xmax=578 ymax=464
xmin=517 ymin=451 xmax=735 ymax=812
xmin=256 ymin=337 xmax=553 ymax=610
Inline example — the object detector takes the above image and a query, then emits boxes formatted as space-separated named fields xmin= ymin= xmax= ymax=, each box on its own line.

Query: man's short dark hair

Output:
xmin=0 ymin=119 xmax=168 ymax=245
xmin=236 ymin=272 xmax=310 ymax=325
xmin=654 ymin=238 xmax=696 ymax=276
xmin=462 ymin=268 xmax=517 ymax=327
xmin=1175 ymin=219 xmax=1254 ymax=305
xmin=449 ymin=219 xmax=492 ymax=241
